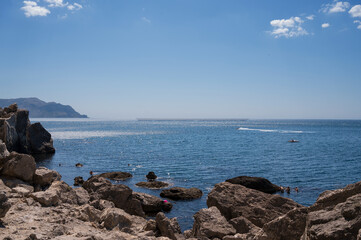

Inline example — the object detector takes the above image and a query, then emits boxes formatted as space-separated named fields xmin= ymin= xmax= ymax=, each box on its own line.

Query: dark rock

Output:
xmin=226 ymin=176 xmax=281 ymax=194
xmin=0 ymin=191 xmax=11 ymax=218
xmin=160 ymin=187 xmax=202 ymax=200
xmin=97 ymin=171 xmax=132 ymax=181
xmin=144 ymin=219 xmax=157 ymax=232
xmin=74 ymin=176 xmax=84 ymax=186
xmin=207 ymin=182 xmax=301 ymax=227
xmin=4 ymin=103 xmax=18 ymax=113
xmin=155 ymin=212 xmax=183 ymax=240
xmin=135 ymin=181 xmax=169 ymax=189
xmin=75 ymin=163 xmax=83 ymax=167
xmin=82 ymin=176 xmax=112 ymax=192
xmin=33 ymin=167 xmax=61 ymax=187
xmin=146 ymin=171 xmax=157 ymax=181
xmin=0 ymin=152 xmax=36 ymax=182
xmin=191 ymin=206 xmax=236 ymax=239
xmin=229 ymin=216 xmax=261 ymax=234
xmin=133 ymin=192 xmax=173 ymax=214
xmin=27 ymin=122 xmax=55 ymax=154
xmin=0 ymin=140 xmax=10 ymax=159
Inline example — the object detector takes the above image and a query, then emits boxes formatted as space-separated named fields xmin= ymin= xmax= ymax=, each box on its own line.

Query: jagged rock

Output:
xmin=33 ymin=167 xmax=61 ymax=187
xmin=262 ymin=207 xmax=308 ymax=240
xmin=1 ymin=177 xmax=34 ymax=192
xmin=133 ymin=192 xmax=173 ymax=214
xmin=0 ymin=140 xmax=10 ymax=159
xmin=100 ymin=207 xmax=147 ymax=231
xmin=160 ymin=187 xmax=202 ymax=200
xmin=76 ymin=204 xmax=102 ymax=222
xmin=302 ymin=181 xmax=361 ymax=240
xmin=136 ymin=181 xmax=169 ymax=189
xmin=191 ymin=206 xmax=236 ymax=239
xmin=82 ymin=176 xmax=112 ymax=192
xmin=146 ymin=171 xmax=157 ymax=181
xmin=4 ymin=103 xmax=18 ymax=113
xmin=27 ymin=122 xmax=55 ymax=154
xmin=144 ymin=219 xmax=157 ymax=232
xmin=229 ymin=216 xmax=261 ymax=234
xmin=11 ymin=186 xmax=32 ymax=197
xmin=30 ymin=189 xmax=59 ymax=207
xmin=155 ymin=212 xmax=183 ymax=240
xmin=97 ymin=171 xmax=133 ymax=181
xmin=90 ymin=199 xmax=115 ymax=210
xmin=207 ymin=182 xmax=301 ymax=227
xmin=0 ymin=191 xmax=11 ymax=217
xmin=74 ymin=176 xmax=84 ymax=186
xmin=0 ymin=152 xmax=36 ymax=182
xmin=49 ymin=181 xmax=84 ymax=205
xmin=226 ymin=176 xmax=281 ymax=194
xmin=74 ymin=187 xmax=90 ymax=205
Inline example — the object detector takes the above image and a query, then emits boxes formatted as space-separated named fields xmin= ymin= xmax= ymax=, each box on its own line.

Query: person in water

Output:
xmin=286 ymin=186 xmax=291 ymax=194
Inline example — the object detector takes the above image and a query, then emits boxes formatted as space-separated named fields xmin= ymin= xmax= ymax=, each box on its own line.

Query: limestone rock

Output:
xmin=74 ymin=187 xmax=90 ymax=205
xmin=136 ymin=181 xmax=170 ymax=189
xmin=160 ymin=187 xmax=202 ymax=200
xmin=133 ymin=192 xmax=173 ymax=214
xmin=155 ymin=212 xmax=183 ymax=240
xmin=0 ymin=152 xmax=36 ymax=182
xmin=27 ymin=122 xmax=55 ymax=154
xmin=207 ymin=182 xmax=301 ymax=227
xmin=226 ymin=176 xmax=281 ymax=194
xmin=82 ymin=176 xmax=112 ymax=192
xmin=33 ymin=167 xmax=62 ymax=187
xmin=30 ymin=189 xmax=59 ymax=207
xmin=97 ymin=171 xmax=133 ymax=181
xmin=90 ymin=199 xmax=115 ymax=210
xmin=191 ymin=206 xmax=236 ymax=239
xmin=229 ymin=216 xmax=261 ymax=234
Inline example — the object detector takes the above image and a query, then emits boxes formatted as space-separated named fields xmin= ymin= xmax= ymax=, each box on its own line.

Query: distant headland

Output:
xmin=0 ymin=98 xmax=87 ymax=118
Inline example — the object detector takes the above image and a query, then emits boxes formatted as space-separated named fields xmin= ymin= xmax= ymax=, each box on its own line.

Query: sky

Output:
xmin=0 ymin=0 xmax=361 ymax=119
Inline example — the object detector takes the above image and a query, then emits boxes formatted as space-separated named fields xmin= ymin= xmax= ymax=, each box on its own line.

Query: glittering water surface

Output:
xmin=34 ymin=119 xmax=361 ymax=231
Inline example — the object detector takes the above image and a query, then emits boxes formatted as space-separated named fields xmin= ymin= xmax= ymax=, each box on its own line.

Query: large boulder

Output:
xmin=100 ymin=207 xmax=147 ymax=231
xmin=97 ymin=171 xmax=133 ymax=181
xmin=0 ymin=152 xmax=36 ymax=182
xmin=160 ymin=187 xmax=202 ymax=200
xmin=33 ymin=167 xmax=62 ymax=187
xmin=155 ymin=212 xmax=183 ymax=240
xmin=27 ymin=122 xmax=55 ymax=154
xmin=226 ymin=176 xmax=281 ymax=194
xmin=0 ymin=191 xmax=11 ymax=218
xmin=133 ymin=192 xmax=173 ymax=214
xmin=30 ymin=189 xmax=59 ymax=207
xmin=207 ymin=182 xmax=301 ymax=228
xmin=191 ymin=206 xmax=236 ymax=239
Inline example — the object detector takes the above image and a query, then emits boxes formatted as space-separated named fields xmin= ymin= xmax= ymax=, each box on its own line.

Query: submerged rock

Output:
xmin=226 ymin=176 xmax=281 ymax=194
xmin=97 ymin=171 xmax=133 ymax=181
xmin=160 ymin=187 xmax=202 ymax=200
xmin=136 ymin=181 xmax=169 ymax=189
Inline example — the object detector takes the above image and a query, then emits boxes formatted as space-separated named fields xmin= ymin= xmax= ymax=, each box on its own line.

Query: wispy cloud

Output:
xmin=67 ymin=3 xmax=83 ymax=11
xmin=354 ymin=20 xmax=361 ymax=30
xmin=45 ymin=0 xmax=68 ymax=8
xmin=322 ymin=23 xmax=330 ymax=28
xmin=270 ymin=16 xmax=308 ymax=38
xmin=321 ymin=1 xmax=350 ymax=13
xmin=349 ymin=5 xmax=361 ymax=18
xmin=306 ymin=15 xmax=315 ymax=20
xmin=21 ymin=1 xmax=50 ymax=17
xmin=141 ymin=17 xmax=151 ymax=24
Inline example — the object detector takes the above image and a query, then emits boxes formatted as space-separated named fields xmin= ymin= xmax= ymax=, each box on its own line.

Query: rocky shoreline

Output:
xmin=1 ymin=104 xmax=361 ymax=240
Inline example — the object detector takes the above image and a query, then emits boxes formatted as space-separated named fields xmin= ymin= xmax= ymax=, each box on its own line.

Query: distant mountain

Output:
xmin=0 ymin=98 xmax=88 ymax=118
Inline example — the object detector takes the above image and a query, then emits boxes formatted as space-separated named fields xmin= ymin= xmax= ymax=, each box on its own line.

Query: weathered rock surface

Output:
xmin=191 ymin=206 xmax=236 ymax=239
xmin=146 ymin=171 xmax=157 ymax=181
xmin=207 ymin=182 xmax=301 ymax=227
xmin=226 ymin=176 xmax=281 ymax=194
xmin=156 ymin=212 xmax=183 ymax=240
xmin=0 ymin=152 xmax=36 ymax=182
xmin=0 ymin=191 xmax=11 ymax=217
xmin=33 ymin=167 xmax=61 ymax=187
xmin=74 ymin=176 xmax=84 ymax=186
xmin=136 ymin=181 xmax=170 ymax=189
xmin=0 ymin=140 xmax=10 ymax=159
xmin=133 ymin=192 xmax=173 ymax=214
xmin=160 ymin=187 xmax=202 ymax=200
xmin=97 ymin=171 xmax=133 ymax=181
xmin=0 ymin=104 xmax=55 ymax=154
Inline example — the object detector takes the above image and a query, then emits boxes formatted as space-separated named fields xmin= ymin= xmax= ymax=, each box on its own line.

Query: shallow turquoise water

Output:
xmin=34 ymin=119 xmax=361 ymax=231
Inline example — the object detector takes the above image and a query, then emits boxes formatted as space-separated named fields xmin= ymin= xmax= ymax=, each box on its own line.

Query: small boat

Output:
xmin=288 ymin=139 xmax=299 ymax=143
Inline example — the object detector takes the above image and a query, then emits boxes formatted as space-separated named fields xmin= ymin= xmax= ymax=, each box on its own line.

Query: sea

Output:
xmin=32 ymin=119 xmax=361 ymax=231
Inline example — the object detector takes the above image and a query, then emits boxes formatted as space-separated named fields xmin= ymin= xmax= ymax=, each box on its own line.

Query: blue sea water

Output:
xmin=33 ymin=119 xmax=361 ymax=231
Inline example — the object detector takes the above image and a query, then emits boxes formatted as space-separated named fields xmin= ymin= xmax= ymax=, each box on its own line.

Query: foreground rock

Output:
xmin=0 ymin=191 xmax=11 ymax=218
xmin=226 ymin=175 xmax=281 ymax=194
xmin=33 ymin=167 xmax=61 ymax=187
xmin=160 ymin=187 xmax=202 ymax=200
xmin=0 ymin=152 xmax=36 ymax=182
xmin=136 ymin=181 xmax=170 ymax=189
xmin=134 ymin=192 xmax=173 ymax=214
xmin=97 ymin=171 xmax=133 ymax=181
xmin=156 ymin=212 xmax=183 ymax=240
xmin=0 ymin=103 xmax=55 ymax=154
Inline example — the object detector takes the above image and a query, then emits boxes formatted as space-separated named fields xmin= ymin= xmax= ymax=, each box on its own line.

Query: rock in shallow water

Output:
xmin=160 ymin=187 xmax=202 ymax=200
xmin=136 ymin=181 xmax=169 ymax=189
xmin=97 ymin=171 xmax=133 ymax=181
xmin=226 ymin=176 xmax=281 ymax=194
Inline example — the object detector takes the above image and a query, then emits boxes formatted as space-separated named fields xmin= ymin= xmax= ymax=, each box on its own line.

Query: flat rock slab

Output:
xmin=226 ymin=176 xmax=281 ymax=194
xmin=97 ymin=172 xmax=133 ymax=181
xmin=136 ymin=181 xmax=169 ymax=189
xmin=160 ymin=187 xmax=202 ymax=200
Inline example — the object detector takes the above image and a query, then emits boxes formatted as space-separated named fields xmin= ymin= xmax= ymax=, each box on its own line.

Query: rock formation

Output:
xmin=136 ymin=181 xmax=170 ymax=189
xmin=0 ymin=103 xmax=55 ymax=154
xmin=226 ymin=175 xmax=281 ymax=194
xmin=160 ymin=187 xmax=203 ymax=200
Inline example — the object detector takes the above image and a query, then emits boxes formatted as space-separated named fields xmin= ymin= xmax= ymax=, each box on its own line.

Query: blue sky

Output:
xmin=1 ymin=0 xmax=361 ymax=119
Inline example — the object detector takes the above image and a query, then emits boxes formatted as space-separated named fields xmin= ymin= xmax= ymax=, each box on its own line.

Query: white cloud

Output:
xmin=349 ymin=5 xmax=361 ymax=18
xmin=270 ymin=17 xmax=308 ymax=38
xmin=45 ymin=0 xmax=68 ymax=8
xmin=67 ymin=3 xmax=83 ymax=11
xmin=321 ymin=1 xmax=350 ymax=13
xmin=354 ymin=20 xmax=361 ymax=29
xmin=141 ymin=17 xmax=151 ymax=24
xmin=21 ymin=1 xmax=50 ymax=17
xmin=322 ymin=23 xmax=330 ymax=28
xmin=306 ymin=15 xmax=315 ymax=20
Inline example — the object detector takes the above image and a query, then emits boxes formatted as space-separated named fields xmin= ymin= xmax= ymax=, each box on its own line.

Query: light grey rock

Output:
xmin=33 ymin=167 xmax=62 ymax=187
xmin=0 ymin=152 xmax=36 ymax=182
